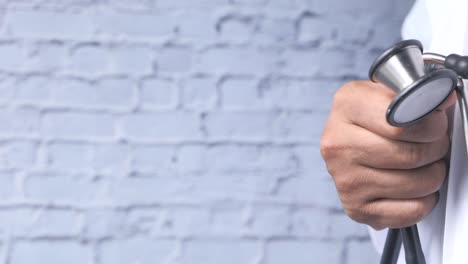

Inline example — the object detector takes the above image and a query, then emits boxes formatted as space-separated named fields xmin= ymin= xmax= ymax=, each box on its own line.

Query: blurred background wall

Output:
xmin=0 ymin=0 xmax=413 ymax=263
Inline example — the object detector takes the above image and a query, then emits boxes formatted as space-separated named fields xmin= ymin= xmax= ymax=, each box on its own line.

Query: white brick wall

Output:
xmin=0 ymin=0 xmax=413 ymax=263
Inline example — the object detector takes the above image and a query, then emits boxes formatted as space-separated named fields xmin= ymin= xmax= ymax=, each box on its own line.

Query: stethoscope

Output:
xmin=369 ymin=39 xmax=468 ymax=264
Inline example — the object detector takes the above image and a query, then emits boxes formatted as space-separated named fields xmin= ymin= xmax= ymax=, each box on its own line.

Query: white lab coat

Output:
xmin=369 ymin=0 xmax=468 ymax=263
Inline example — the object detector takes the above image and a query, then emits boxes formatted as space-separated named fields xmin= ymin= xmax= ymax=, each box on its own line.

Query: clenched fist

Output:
xmin=320 ymin=81 xmax=456 ymax=230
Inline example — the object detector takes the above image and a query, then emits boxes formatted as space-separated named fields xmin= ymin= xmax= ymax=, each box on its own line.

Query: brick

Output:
xmin=181 ymin=76 xmax=218 ymax=110
xmin=24 ymin=171 xmax=108 ymax=204
xmin=156 ymin=47 xmax=193 ymax=73
xmin=297 ymin=15 xmax=372 ymax=46
xmin=274 ymin=112 xmax=328 ymax=143
xmin=204 ymin=112 xmax=276 ymax=140
xmin=47 ymin=142 xmax=92 ymax=171
xmin=177 ymin=11 xmax=217 ymax=41
xmin=71 ymin=45 xmax=150 ymax=76
xmin=202 ymin=144 xmax=260 ymax=172
xmin=210 ymin=207 xmax=246 ymax=236
xmin=191 ymin=171 xmax=279 ymax=199
xmin=93 ymin=143 xmax=130 ymax=175
xmin=291 ymin=209 xmax=368 ymax=240
xmin=220 ymin=77 xmax=261 ymax=109
xmin=0 ymin=75 xmax=16 ymax=105
xmin=258 ymin=146 xmax=298 ymax=172
xmin=265 ymin=241 xmax=342 ymax=264
xmin=328 ymin=213 xmax=369 ymax=239
xmin=94 ymin=77 xmax=136 ymax=110
xmin=0 ymin=140 xmax=37 ymax=169
xmin=41 ymin=112 xmax=115 ymax=140
xmin=15 ymin=76 xmax=52 ymax=105
xmin=277 ymin=177 xmax=342 ymax=207
xmin=11 ymin=241 xmax=92 ymax=264
xmin=68 ymin=44 xmax=111 ymax=75
xmin=140 ymin=77 xmax=178 ymax=110
xmin=266 ymin=0 xmax=298 ymax=8
xmin=3 ymin=10 xmax=95 ymax=39
xmin=248 ymin=206 xmax=290 ymax=237
xmin=217 ymin=15 xmax=256 ymax=44
xmin=281 ymin=49 xmax=355 ymax=77
xmin=298 ymin=0 xmax=393 ymax=15
xmin=49 ymin=79 xmax=93 ymax=107
xmin=0 ymin=171 xmax=18 ymax=200
xmin=0 ymin=208 xmax=81 ymax=237
xmin=296 ymin=13 xmax=334 ymax=44
xmin=156 ymin=0 xmax=228 ymax=8
xmin=0 ymin=107 xmax=40 ymax=137
xmin=181 ymin=240 xmax=260 ymax=264
xmin=93 ymin=11 xmax=176 ymax=40
xmin=111 ymin=46 xmax=154 ymax=75
xmin=202 ymin=145 xmax=297 ymax=175
xmin=0 ymin=42 xmax=29 ymax=71
xmin=106 ymin=0 xmax=153 ymax=11
xmin=197 ymin=47 xmax=279 ymax=74
xmin=110 ymin=177 xmax=192 ymax=204
xmin=175 ymin=145 xmax=205 ymax=172
xmin=50 ymin=78 xmax=136 ymax=110
xmin=100 ymin=238 xmax=177 ymax=264
xmin=130 ymin=145 xmax=176 ymax=173
xmin=27 ymin=42 xmax=67 ymax=72
xmin=254 ymin=18 xmax=295 ymax=45
xmin=291 ymin=208 xmax=330 ymax=238
xmin=123 ymin=208 xmax=212 ymax=238
xmin=232 ymin=0 xmax=267 ymax=6
xmin=83 ymin=209 xmax=121 ymax=239
xmin=123 ymin=112 xmax=201 ymax=141
xmin=260 ymin=77 xmax=339 ymax=111
xmin=111 ymin=209 xmax=163 ymax=237
xmin=293 ymin=145 xmax=329 ymax=179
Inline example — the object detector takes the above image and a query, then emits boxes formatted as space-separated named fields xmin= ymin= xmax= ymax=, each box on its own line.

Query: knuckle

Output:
xmin=345 ymin=203 xmax=372 ymax=225
xmin=426 ymin=161 xmax=447 ymax=192
xmin=319 ymin=135 xmax=338 ymax=161
xmin=335 ymin=174 xmax=359 ymax=194
xmin=388 ymin=126 xmax=407 ymax=139
xmin=440 ymin=135 xmax=451 ymax=156
xmin=333 ymin=81 xmax=358 ymax=104
xmin=408 ymin=201 xmax=429 ymax=223
xmin=402 ymin=143 xmax=424 ymax=168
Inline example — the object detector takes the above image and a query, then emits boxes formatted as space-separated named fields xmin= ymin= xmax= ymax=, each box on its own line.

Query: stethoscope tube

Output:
xmin=402 ymin=226 xmax=426 ymax=264
xmin=381 ymin=225 xmax=426 ymax=264
xmin=381 ymin=228 xmax=402 ymax=264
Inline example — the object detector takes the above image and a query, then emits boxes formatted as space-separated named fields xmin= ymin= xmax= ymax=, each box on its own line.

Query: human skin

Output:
xmin=320 ymin=80 xmax=457 ymax=230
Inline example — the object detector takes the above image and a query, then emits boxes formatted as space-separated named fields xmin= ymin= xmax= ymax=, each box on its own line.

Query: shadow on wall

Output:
xmin=0 ymin=0 xmax=413 ymax=264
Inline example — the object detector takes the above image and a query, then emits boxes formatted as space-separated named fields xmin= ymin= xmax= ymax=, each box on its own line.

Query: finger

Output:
xmin=437 ymin=90 xmax=457 ymax=111
xmin=339 ymin=123 xmax=450 ymax=169
xmin=334 ymin=81 xmax=449 ymax=143
xmin=358 ymin=160 xmax=446 ymax=200
xmin=365 ymin=193 xmax=439 ymax=229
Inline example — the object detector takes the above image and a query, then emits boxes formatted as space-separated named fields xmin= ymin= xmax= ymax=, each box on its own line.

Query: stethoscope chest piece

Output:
xmin=369 ymin=39 xmax=459 ymax=127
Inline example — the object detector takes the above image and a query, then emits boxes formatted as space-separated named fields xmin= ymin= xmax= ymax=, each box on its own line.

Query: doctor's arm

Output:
xmin=320 ymin=80 xmax=455 ymax=230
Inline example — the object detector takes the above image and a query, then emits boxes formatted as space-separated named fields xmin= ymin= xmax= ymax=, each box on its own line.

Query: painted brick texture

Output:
xmin=0 ymin=0 xmax=413 ymax=263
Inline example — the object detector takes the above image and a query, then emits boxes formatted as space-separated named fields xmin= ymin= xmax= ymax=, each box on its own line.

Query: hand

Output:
xmin=320 ymin=81 xmax=456 ymax=230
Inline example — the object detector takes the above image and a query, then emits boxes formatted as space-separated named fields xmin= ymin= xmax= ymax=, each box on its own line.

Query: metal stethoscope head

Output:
xmin=370 ymin=39 xmax=468 ymax=154
xmin=369 ymin=40 xmax=468 ymax=264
